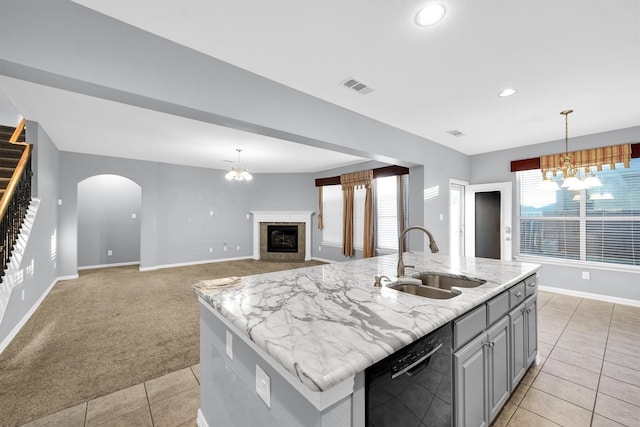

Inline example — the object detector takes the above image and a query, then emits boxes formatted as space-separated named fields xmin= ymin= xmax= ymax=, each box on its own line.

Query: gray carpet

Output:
xmin=0 ymin=259 xmax=325 ymax=426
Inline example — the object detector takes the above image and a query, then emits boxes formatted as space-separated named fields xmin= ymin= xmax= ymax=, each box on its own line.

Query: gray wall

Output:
xmin=58 ymin=152 xmax=318 ymax=275
xmin=77 ymin=174 xmax=142 ymax=268
xmin=469 ymin=125 xmax=640 ymax=301
xmin=0 ymin=122 xmax=59 ymax=345
xmin=0 ymin=91 xmax=22 ymax=126
xmin=1 ymin=0 xmax=469 ymax=257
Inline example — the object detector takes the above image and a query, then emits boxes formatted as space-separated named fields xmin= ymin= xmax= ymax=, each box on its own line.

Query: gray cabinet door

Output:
xmin=525 ymin=296 xmax=538 ymax=367
xmin=487 ymin=316 xmax=510 ymax=422
xmin=454 ymin=333 xmax=488 ymax=427
xmin=509 ymin=305 xmax=526 ymax=389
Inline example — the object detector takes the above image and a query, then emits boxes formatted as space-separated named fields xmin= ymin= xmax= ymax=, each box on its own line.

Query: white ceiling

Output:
xmin=2 ymin=1 xmax=639 ymax=173
xmin=71 ymin=0 xmax=640 ymax=156
xmin=0 ymin=77 xmax=366 ymax=173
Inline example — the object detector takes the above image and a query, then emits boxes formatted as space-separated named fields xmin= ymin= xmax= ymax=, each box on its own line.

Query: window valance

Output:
xmin=540 ymin=143 xmax=632 ymax=176
xmin=340 ymin=170 xmax=373 ymax=189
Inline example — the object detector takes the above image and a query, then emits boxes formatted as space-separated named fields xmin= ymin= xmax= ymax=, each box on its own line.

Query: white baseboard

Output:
xmin=78 ymin=261 xmax=140 ymax=271
xmin=311 ymin=257 xmax=337 ymax=264
xmin=196 ymin=409 xmax=209 ymax=427
xmin=139 ymin=256 xmax=252 ymax=272
xmin=0 ymin=277 xmax=57 ymax=353
xmin=539 ymin=285 xmax=640 ymax=308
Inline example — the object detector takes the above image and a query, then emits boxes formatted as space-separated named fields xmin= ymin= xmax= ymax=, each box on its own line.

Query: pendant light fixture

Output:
xmin=541 ymin=110 xmax=602 ymax=191
xmin=225 ymin=148 xmax=253 ymax=181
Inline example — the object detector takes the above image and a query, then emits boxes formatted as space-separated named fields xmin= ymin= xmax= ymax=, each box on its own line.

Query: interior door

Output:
xmin=465 ymin=182 xmax=512 ymax=260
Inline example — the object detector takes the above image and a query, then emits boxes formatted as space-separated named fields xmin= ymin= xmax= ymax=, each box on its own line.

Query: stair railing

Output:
xmin=1 ymin=119 xmax=33 ymax=283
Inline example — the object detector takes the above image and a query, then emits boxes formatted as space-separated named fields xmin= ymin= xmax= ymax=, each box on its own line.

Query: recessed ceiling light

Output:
xmin=498 ymin=88 xmax=517 ymax=97
xmin=415 ymin=4 xmax=446 ymax=26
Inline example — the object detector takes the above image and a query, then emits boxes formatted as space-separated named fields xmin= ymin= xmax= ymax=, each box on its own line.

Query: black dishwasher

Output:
xmin=365 ymin=323 xmax=453 ymax=427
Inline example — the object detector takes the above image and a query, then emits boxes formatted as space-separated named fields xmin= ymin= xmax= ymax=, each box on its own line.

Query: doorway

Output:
xmin=77 ymin=174 xmax=142 ymax=268
xmin=449 ymin=181 xmax=466 ymax=258
xmin=462 ymin=182 xmax=513 ymax=261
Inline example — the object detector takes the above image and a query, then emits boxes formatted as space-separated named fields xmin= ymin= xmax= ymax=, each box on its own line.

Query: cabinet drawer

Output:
xmin=454 ymin=304 xmax=487 ymax=350
xmin=524 ymin=275 xmax=537 ymax=297
xmin=509 ymin=283 xmax=526 ymax=309
xmin=486 ymin=291 xmax=510 ymax=326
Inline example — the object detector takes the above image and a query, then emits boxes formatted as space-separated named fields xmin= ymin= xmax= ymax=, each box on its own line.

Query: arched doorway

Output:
xmin=77 ymin=174 xmax=142 ymax=268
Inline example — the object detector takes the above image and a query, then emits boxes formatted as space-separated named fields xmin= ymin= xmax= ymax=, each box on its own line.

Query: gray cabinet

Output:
xmin=454 ymin=316 xmax=509 ymax=427
xmin=509 ymin=294 xmax=537 ymax=389
xmin=454 ymin=273 xmax=538 ymax=427
xmin=487 ymin=317 xmax=510 ymax=421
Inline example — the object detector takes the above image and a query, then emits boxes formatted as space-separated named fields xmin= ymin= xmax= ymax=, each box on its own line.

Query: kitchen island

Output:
xmin=194 ymin=252 xmax=540 ymax=427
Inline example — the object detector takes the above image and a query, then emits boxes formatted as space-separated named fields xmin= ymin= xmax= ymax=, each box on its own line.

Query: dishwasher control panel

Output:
xmin=391 ymin=331 xmax=443 ymax=375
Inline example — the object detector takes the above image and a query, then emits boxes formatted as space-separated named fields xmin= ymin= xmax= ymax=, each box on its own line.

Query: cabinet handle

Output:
xmin=516 ymin=292 xmax=523 ymax=297
xmin=528 ymin=283 xmax=536 ymax=287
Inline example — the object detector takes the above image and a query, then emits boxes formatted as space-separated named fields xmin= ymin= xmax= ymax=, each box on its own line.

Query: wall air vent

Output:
xmin=341 ymin=77 xmax=374 ymax=95
xmin=446 ymin=130 xmax=465 ymax=137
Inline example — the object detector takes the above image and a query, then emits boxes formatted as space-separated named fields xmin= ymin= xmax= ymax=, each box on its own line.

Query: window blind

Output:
xmin=518 ymin=158 xmax=640 ymax=267
xmin=376 ymin=175 xmax=400 ymax=250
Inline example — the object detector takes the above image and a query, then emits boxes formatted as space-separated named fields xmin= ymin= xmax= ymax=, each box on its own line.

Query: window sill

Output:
xmin=514 ymin=254 xmax=640 ymax=274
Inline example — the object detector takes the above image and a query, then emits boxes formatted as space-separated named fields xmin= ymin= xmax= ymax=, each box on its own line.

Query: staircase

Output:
xmin=1 ymin=126 xmax=25 ymax=199
xmin=0 ymin=121 xmax=32 ymax=283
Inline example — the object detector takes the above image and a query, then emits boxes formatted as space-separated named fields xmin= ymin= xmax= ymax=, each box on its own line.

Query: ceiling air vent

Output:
xmin=446 ymin=130 xmax=465 ymax=137
xmin=341 ymin=77 xmax=374 ymax=95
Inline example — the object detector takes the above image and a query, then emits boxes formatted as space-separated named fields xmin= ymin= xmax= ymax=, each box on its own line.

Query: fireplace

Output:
xmin=250 ymin=211 xmax=313 ymax=261
xmin=267 ymin=225 xmax=298 ymax=253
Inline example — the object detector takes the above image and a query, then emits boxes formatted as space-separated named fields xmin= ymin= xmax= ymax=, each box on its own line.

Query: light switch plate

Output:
xmin=225 ymin=330 xmax=233 ymax=359
xmin=582 ymin=271 xmax=590 ymax=280
xmin=255 ymin=365 xmax=271 ymax=407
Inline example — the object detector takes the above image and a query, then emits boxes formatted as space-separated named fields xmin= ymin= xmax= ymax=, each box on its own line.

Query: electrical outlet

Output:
xmin=224 ymin=244 xmax=228 ymax=251
xmin=318 ymin=246 xmax=322 ymax=252
xmin=256 ymin=365 xmax=271 ymax=407
xmin=209 ymin=247 xmax=213 ymax=253
xmin=131 ymin=213 xmax=137 ymax=219
xmin=246 ymin=213 xmax=250 ymax=220
xmin=210 ymin=210 xmax=214 ymax=216
xmin=439 ymin=213 xmax=444 ymax=221
xmin=21 ymin=289 xmax=25 ymax=301
xmin=57 ymin=199 xmax=62 ymax=206
xmin=107 ymin=250 xmax=113 ymax=256
xmin=236 ymin=245 xmax=240 ymax=251
xmin=582 ymin=271 xmax=590 ymax=280
xmin=225 ymin=330 xmax=233 ymax=359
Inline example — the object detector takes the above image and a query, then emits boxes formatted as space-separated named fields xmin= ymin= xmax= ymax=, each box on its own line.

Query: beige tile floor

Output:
xmin=20 ymin=365 xmax=201 ymax=427
xmin=21 ymin=291 xmax=640 ymax=427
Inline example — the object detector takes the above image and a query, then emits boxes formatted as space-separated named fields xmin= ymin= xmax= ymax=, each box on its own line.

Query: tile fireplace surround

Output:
xmin=250 ymin=211 xmax=314 ymax=261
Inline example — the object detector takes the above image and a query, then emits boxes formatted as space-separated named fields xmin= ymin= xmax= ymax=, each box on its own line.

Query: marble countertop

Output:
xmin=194 ymin=252 xmax=540 ymax=393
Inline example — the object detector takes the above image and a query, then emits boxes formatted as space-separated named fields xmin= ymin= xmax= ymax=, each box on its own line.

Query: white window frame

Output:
xmin=516 ymin=161 xmax=640 ymax=272
xmin=321 ymin=175 xmax=408 ymax=253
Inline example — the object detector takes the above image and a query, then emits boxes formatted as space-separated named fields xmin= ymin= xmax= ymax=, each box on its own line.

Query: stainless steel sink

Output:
xmin=387 ymin=283 xmax=459 ymax=299
xmin=413 ymin=273 xmax=486 ymax=290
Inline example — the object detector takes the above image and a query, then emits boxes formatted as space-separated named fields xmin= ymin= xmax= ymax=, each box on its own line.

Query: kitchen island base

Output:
xmin=197 ymin=301 xmax=365 ymax=427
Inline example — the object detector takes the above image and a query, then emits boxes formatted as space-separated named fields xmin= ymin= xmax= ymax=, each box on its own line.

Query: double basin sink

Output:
xmin=386 ymin=273 xmax=486 ymax=299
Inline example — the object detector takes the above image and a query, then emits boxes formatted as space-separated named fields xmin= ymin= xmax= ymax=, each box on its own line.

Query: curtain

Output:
xmin=363 ymin=184 xmax=375 ymax=258
xmin=397 ymin=175 xmax=407 ymax=252
xmin=541 ymin=143 xmax=632 ymax=176
xmin=341 ymin=170 xmax=373 ymax=257
xmin=317 ymin=186 xmax=324 ymax=230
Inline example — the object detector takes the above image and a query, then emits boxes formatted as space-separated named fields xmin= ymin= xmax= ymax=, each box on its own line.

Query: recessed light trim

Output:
xmin=415 ymin=4 xmax=446 ymax=26
xmin=498 ymin=88 xmax=517 ymax=97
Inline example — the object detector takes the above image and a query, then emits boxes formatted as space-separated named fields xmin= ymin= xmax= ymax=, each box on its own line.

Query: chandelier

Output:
xmin=540 ymin=110 xmax=601 ymax=191
xmin=225 ymin=148 xmax=253 ymax=181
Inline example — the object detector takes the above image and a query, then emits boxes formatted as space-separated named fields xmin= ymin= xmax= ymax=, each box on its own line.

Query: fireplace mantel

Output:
xmin=250 ymin=211 xmax=314 ymax=261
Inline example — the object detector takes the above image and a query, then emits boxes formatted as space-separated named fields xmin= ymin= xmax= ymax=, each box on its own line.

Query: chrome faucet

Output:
xmin=397 ymin=226 xmax=439 ymax=277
